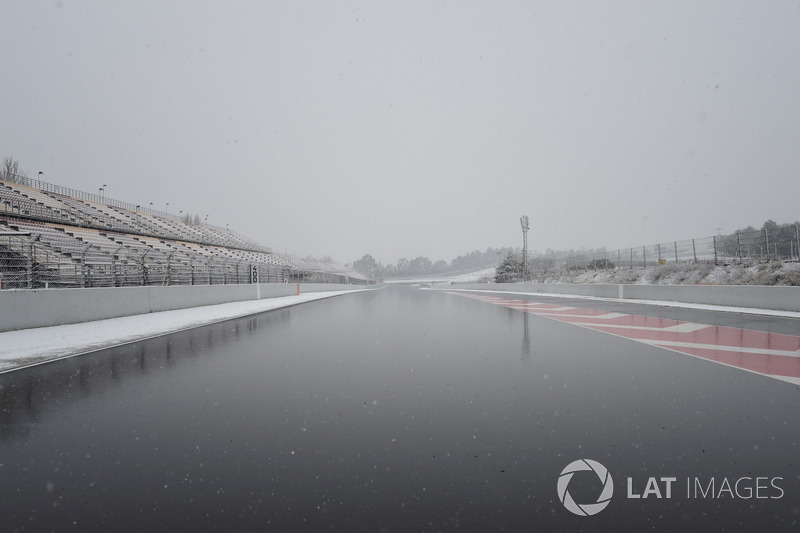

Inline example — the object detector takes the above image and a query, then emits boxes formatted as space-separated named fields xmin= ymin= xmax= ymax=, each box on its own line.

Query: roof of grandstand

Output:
xmin=0 ymin=174 xmax=369 ymax=288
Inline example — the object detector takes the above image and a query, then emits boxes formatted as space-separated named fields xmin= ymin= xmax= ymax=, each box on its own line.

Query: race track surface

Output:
xmin=0 ymin=285 xmax=797 ymax=532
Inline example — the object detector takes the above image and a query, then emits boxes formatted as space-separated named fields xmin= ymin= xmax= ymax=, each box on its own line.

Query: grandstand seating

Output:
xmin=0 ymin=176 xmax=368 ymax=288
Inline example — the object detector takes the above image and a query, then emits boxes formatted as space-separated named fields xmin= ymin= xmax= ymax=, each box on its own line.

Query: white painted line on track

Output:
xmin=530 ymin=311 xmax=630 ymax=320
xmin=564 ymin=321 xmax=714 ymax=333
xmin=771 ymin=375 xmax=800 ymax=386
xmin=644 ymin=340 xmax=800 ymax=357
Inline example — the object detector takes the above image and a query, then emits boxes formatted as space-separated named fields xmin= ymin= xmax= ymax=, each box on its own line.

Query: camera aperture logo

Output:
xmin=557 ymin=459 xmax=614 ymax=516
xmin=557 ymin=458 xmax=785 ymax=518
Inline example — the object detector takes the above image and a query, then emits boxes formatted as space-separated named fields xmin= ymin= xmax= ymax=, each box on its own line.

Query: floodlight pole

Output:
xmin=520 ymin=215 xmax=530 ymax=281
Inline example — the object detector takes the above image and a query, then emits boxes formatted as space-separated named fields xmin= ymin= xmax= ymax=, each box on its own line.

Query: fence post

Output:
xmin=168 ymin=250 xmax=176 ymax=286
xmin=27 ymin=235 xmax=39 ymax=288
xmin=796 ymin=223 xmax=800 ymax=262
xmin=141 ymin=249 xmax=150 ymax=286
xmin=112 ymin=245 xmax=122 ymax=287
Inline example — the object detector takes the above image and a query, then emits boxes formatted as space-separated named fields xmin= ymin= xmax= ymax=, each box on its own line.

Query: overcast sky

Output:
xmin=2 ymin=1 xmax=799 ymax=264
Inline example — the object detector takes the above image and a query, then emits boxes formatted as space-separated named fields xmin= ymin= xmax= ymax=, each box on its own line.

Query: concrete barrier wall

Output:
xmin=0 ymin=283 xmax=375 ymax=332
xmin=439 ymin=283 xmax=800 ymax=313
xmin=618 ymin=284 xmax=800 ymax=312
xmin=440 ymin=283 xmax=620 ymax=298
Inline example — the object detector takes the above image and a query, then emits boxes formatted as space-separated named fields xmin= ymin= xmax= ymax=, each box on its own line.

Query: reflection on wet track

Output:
xmin=0 ymin=286 xmax=797 ymax=532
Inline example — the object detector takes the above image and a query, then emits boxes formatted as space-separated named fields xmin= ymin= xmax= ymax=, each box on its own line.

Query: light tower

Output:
xmin=520 ymin=215 xmax=530 ymax=281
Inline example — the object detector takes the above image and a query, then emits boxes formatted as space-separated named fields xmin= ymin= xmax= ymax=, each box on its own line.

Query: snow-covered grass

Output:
xmin=446 ymin=266 xmax=497 ymax=283
xmin=533 ymin=261 xmax=800 ymax=286
xmin=382 ymin=266 xmax=498 ymax=285
xmin=0 ymin=289 xmax=369 ymax=372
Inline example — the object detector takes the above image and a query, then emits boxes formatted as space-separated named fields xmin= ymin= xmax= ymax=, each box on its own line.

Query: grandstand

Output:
xmin=0 ymin=175 xmax=369 ymax=288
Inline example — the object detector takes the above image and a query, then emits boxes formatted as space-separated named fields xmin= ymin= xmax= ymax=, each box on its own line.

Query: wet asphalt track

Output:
xmin=0 ymin=285 xmax=798 ymax=532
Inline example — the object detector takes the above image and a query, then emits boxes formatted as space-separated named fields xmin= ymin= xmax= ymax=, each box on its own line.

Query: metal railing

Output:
xmin=0 ymin=230 xmax=366 ymax=289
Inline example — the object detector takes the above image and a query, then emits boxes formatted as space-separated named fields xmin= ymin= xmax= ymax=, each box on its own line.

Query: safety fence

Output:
xmin=0 ymin=230 xmax=364 ymax=289
xmin=549 ymin=226 xmax=800 ymax=272
xmin=0 ymin=236 xmax=360 ymax=288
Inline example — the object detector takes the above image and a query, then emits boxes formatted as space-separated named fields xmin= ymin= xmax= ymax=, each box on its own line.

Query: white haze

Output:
xmin=2 ymin=1 xmax=799 ymax=264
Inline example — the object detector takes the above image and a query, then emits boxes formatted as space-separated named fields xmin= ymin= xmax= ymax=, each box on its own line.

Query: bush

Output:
xmin=588 ymin=258 xmax=615 ymax=270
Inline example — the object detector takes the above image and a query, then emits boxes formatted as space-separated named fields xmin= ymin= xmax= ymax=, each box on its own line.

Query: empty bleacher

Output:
xmin=0 ymin=175 xmax=369 ymax=288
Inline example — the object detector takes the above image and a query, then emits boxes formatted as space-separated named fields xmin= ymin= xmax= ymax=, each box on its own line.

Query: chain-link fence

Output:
xmin=545 ymin=225 xmax=800 ymax=273
xmin=552 ymin=225 xmax=800 ymax=270
xmin=0 ymin=227 xmax=365 ymax=289
xmin=1 ymin=232 xmax=276 ymax=289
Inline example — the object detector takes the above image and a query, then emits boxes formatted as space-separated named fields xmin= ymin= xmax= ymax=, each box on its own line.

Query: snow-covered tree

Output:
xmin=495 ymin=251 xmax=522 ymax=283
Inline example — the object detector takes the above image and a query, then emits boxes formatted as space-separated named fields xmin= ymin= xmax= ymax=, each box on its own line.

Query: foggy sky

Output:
xmin=2 ymin=1 xmax=799 ymax=265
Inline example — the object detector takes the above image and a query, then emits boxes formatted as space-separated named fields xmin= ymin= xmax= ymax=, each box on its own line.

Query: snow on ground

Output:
xmin=538 ymin=261 xmax=800 ymax=286
xmin=420 ymin=261 xmax=800 ymax=286
xmin=447 ymin=266 xmax=497 ymax=283
xmin=0 ymin=289 xmax=367 ymax=373
xmin=383 ymin=266 xmax=498 ymax=285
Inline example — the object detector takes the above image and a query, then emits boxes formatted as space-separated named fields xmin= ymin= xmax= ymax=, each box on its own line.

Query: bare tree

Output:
xmin=179 ymin=212 xmax=203 ymax=226
xmin=1 ymin=156 xmax=27 ymax=184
